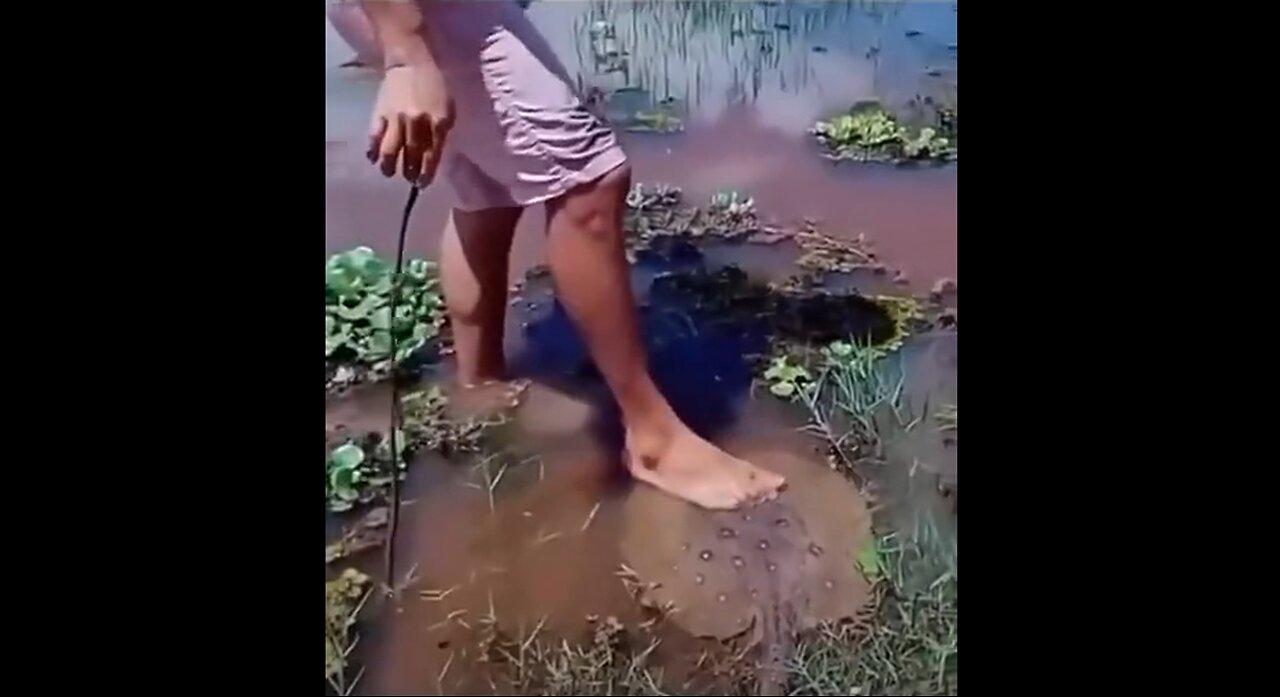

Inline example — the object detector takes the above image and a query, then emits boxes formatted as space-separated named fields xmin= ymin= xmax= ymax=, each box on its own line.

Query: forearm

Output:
xmin=357 ymin=1 xmax=438 ymax=68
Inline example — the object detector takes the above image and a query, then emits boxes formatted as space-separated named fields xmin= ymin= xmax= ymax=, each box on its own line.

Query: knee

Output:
xmin=561 ymin=164 xmax=631 ymax=244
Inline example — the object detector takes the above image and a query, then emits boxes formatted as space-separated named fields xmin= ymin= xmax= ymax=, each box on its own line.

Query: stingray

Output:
xmin=621 ymin=450 xmax=874 ymax=695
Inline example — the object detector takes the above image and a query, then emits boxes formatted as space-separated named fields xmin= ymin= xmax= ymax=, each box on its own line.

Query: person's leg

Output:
xmin=545 ymin=164 xmax=786 ymax=510
xmin=439 ymin=205 xmax=522 ymax=387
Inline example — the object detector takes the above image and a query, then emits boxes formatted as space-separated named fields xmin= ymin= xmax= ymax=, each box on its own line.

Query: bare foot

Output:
xmin=625 ymin=426 xmax=786 ymax=510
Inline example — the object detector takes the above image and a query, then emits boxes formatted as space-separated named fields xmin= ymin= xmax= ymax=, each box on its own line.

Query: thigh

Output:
xmin=437 ymin=5 xmax=628 ymax=209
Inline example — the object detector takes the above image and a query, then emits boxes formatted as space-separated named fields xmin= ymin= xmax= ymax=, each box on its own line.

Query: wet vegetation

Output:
xmin=812 ymin=101 xmax=956 ymax=164
xmin=790 ymin=521 xmax=957 ymax=695
xmin=322 ymin=176 xmax=956 ymax=694
xmin=325 ymin=247 xmax=448 ymax=393
xmin=326 ymin=568 xmax=374 ymax=695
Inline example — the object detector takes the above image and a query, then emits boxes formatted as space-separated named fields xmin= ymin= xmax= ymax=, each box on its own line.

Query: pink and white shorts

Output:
xmin=330 ymin=1 xmax=628 ymax=211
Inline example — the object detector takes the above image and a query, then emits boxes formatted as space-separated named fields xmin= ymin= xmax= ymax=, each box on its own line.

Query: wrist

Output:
xmin=359 ymin=1 xmax=438 ymax=69
xmin=380 ymin=33 xmax=437 ymax=70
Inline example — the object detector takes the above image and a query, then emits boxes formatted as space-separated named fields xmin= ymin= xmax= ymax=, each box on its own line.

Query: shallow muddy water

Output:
xmin=324 ymin=3 xmax=957 ymax=693
xmin=326 ymin=254 xmax=957 ymax=695
xmin=325 ymin=0 xmax=956 ymax=292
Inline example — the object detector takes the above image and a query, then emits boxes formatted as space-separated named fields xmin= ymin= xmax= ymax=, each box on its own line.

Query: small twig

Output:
xmin=420 ymin=584 xmax=460 ymax=602
xmin=581 ymin=501 xmax=602 ymax=532
xmin=436 ymin=651 xmax=454 ymax=695
xmin=482 ymin=460 xmax=509 ymax=513
xmin=520 ymin=614 xmax=550 ymax=653
xmin=532 ymin=529 xmax=563 ymax=547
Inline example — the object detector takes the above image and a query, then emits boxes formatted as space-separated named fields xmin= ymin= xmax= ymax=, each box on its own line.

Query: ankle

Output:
xmin=623 ymin=410 xmax=683 ymax=460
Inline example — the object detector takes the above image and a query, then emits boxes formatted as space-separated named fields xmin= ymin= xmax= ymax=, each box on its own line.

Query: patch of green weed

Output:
xmin=325 ymin=436 xmax=404 ymax=513
xmin=326 ymin=247 xmax=448 ymax=390
xmin=788 ymin=520 xmax=957 ymax=696
xmin=812 ymin=102 xmax=956 ymax=164
xmin=763 ymin=354 xmax=811 ymax=397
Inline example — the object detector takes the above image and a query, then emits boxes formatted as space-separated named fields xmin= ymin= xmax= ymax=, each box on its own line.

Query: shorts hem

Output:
xmin=449 ymin=147 xmax=629 ymax=213
xmin=515 ymin=146 xmax=629 ymax=208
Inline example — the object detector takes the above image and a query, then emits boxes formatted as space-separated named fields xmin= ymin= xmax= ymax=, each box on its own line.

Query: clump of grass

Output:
xmin=788 ymin=519 xmax=958 ymax=696
xmin=400 ymin=385 xmax=505 ymax=456
xmin=482 ymin=616 xmax=669 ymax=696
xmin=325 ymin=247 xmax=449 ymax=392
xmin=796 ymin=339 xmax=908 ymax=467
xmin=811 ymin=102 xmax=956 ymax=164
xmin=326 ymin=568 xmax=373 ymax=695
xmin=326 ymin=505 xmax=389 ymax=563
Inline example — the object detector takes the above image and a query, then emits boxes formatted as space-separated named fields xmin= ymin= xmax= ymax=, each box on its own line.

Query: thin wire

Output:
xmin=384 ymin=184 xmax=420 ymax=589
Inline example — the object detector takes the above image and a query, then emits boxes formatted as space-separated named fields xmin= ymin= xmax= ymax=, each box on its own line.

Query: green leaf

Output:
xmin=366 ymin=330 xmax=392 ymax=360
xmin=370 ymin=306 xmax=392 ymax=331
xmin=329 ymin=443 xmax=365 ymax=471
xmin=395 ymin=335 xmax=426 ymax=363
xmin=335 ymin=295 xmax=380 ymax=321
xmin=370 ymin=274 xmax=394 ymax=296
xmin=330 ymin=466 xmax=356 ymax=493
xmin=830 ymin=340 xmax=853 ymax=358
xmin=406 ymin=259 xmax=430 ymax=282
xmin=325 ymin=324 xmax=351 ymax=357
xmin=856 ymin=538 xmax=883 ymax=581
xmin=770 ymin=381 xmax=797 ymax=397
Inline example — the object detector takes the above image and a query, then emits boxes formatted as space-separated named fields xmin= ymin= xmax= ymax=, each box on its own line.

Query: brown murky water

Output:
xmin=325 ymin=3 xmax=957 ymax=693
xmin=332 ymin=381 xmax=872 ymax=694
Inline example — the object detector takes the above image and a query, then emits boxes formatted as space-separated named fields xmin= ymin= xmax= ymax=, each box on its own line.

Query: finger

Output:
xmin=402 ymin=114 xmax=429 ymax=183
xmin=378 ymin=115 xmax=405 ymax=178
xmin=418 ymin=123 xmax=449 ymax=186
xmin=367 ymin=116 xmax=387 ymax=163
xmin=418 ymin=142 xmax=442 ymax=187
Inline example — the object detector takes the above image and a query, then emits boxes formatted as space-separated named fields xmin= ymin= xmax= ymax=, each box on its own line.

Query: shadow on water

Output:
xmin=508 ymin=243 xmax=894 ymax=448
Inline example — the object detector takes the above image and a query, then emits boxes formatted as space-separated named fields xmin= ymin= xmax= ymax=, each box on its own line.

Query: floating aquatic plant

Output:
xmin=811 ymin=102 xmax=956 ymax=164
xmin=763 ymin=354 xmax=812 ymax=397
xmin=325 ymin=247 xmax=448 ymax=390
xmin=325 ymin=434 xmax=405 ymax=513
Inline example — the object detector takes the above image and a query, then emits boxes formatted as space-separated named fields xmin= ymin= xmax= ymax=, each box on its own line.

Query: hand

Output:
xmin=367 ymin=63 xmax=455 ymax=186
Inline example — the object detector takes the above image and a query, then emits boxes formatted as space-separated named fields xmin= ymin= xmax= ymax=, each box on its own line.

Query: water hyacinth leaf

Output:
xmin=395 ymin=337 xmax=425 ymax=363
xmin=335 ymin=295 xmax=379 ymax=321
xmin=370 ymin=273 xmax=394 ymax=296
xmin=406 ymin=258 xmax=430 ymax=281
xmin=325 ymin=324 xmax=352 ymax=358
xmin=330 ymin=466 xmax=358 ymax=497
xmin=326 ymin=266 xmax=361 ymax=297
xmin=770 ymin=381 xmax=797 ymax=397
xmin=329 ymin=442 xmax=365 ymax=471
xmin=367 ymin=330 xmax=392 ymax=359
xmin=370 ymin=306 xmax=392 ymax=331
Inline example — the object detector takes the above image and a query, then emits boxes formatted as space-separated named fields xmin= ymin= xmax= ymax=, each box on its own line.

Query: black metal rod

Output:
xmin=384 ymin=184 xmax=420 ymax=589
